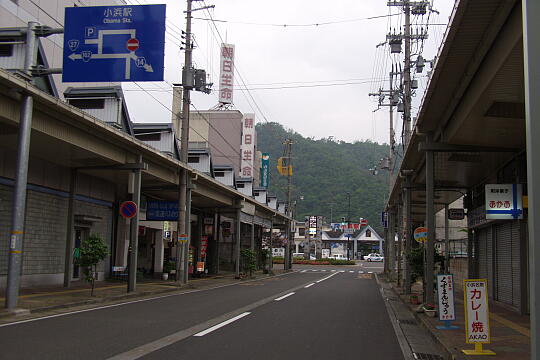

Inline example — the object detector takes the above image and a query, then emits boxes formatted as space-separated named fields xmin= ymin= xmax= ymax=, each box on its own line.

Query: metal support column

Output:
xmin=182 ymin=183 xmax=192 ymax=284
xmin=5 ymin=22 xmax=38 ymax=310
xmin=397 ymin=204 xmax=403 ymax=286
xmin=425 ymin=133 xmax=435 ymax=304
xmin=235 ymin=200 xmax=242 ymax=278
xmin=403 ymin=175 xmax=412 ymax=294
xmin=127 ymin=155 xmax=142 ymax=293
xmin=388 ymin=208 xmax=395 ymax=279
xmin=523 ymin=2 xmax=540 ymax=356
xmin=63 ymin=169 xmax=78 ymax=288
xmin=269 ymin=218 xmax=274 ymax=272
xmin=250 ymin=220 xmax=255 ymax=252
xmin=444 ymin=203 xmax=450 ymax=273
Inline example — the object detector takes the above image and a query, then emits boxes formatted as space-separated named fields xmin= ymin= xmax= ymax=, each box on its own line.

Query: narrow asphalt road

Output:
xmin=0 ymin=264 xmax=401 ymax=360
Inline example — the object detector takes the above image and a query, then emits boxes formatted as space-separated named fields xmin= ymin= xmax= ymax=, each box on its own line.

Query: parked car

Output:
xmin=329 ymin=254 xmax=347 ymax=260
xmin=364 ymin=253 xmax=383 ymax=262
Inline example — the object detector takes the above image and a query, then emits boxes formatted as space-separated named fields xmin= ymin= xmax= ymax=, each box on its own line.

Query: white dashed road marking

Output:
xmin=274 ymin=292 xmax=295 ymax=301
xmin=193 ymin=312 xmax=251 ymax=337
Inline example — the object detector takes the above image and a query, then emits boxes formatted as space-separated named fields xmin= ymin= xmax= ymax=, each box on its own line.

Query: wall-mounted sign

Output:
xmin=239 ymin=114 xmax=255 ymax=178
xmin=261 ymin=153 xmax=270 ymax=187
xmin=485 ymin=184 xmax=523 ymax=220
xmin=218 ymin=43 xmax=235 ymax=104
xmin=147 ymin=201 xmax=178 ymax=221
xmin=448 ymin=208 xmax=465 ymax=220
xmin=308 ymin=215 xmax=317 ymax=235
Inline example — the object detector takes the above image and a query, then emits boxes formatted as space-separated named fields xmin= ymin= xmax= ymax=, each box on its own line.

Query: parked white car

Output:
xmin=364 ymin=253 xmax=383 ymax=262
xmin=329 ymin=254 xmax=347 ymax=260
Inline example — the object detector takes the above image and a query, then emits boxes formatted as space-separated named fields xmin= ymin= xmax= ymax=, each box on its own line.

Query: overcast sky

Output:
xmin=123 ymin=0 xmax=455 ymax=145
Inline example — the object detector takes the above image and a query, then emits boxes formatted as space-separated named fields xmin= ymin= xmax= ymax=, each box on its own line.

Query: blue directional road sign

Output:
xmin=63 ymin=5 xmax=166 ymax=82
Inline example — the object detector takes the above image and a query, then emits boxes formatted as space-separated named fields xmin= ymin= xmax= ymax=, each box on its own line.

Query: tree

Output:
xmin=77 ymin=233 xmax=109 ymax=296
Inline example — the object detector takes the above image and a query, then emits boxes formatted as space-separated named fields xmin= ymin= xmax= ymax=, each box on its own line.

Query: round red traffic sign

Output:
xmin=126 ymin=38 xmax=139 ymax=52
xmin=120 ymin=201 xmax=138 ymax=219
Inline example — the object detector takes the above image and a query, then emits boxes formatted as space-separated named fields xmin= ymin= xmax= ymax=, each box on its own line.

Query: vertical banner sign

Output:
xmin=464 ymin=279 xmax=491 ymax=343
xmin=63 ymin=5 xmax=166 ymax=82
xmin=239 ymin=114 xmax=255 ymax=177
xmin=436 ymin=274 xmax=458 ymax=330
xmin=261 ymin=153 xmax=270 ymax=187
xmin=219 ymin=43 xmax=235 ymax=104
xmin=485 ymin=184 xmax=523 ymax=219
xmin=463 ymin=279 xmax=495 ymax=355
xmin=308 ymin=216 xmax=317 ymax=235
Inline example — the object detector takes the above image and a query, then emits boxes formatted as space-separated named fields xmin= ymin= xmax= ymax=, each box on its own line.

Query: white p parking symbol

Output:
xmin=85 ymin=26 xmax=96 ymax=38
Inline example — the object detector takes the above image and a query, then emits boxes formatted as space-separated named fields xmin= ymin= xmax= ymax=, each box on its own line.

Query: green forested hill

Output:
xmin=256 ymin=122 xmax=390 ymax=234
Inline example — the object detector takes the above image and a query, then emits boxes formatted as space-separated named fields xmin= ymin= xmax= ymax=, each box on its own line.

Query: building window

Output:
xmin=366 ymin=230 xmax=371 ymax=237
xmin=0 ymin=44 xmax=13 ymax=57
xmin=237 ymin=183 xmax=245 ymax=189
xmin=253 ymin=192 xmax=259 ymax=197
xmin=188 ymin=156 xmax=200 ymax=163
xmin=136 ymin=133 xmax=161 ymax=141
xmin=299 ymin=228 xmax=305 ymax=236
xmin=69 ymin=98 xmax=105 ymax=109
xmin=214 ymin=171 xmax=225 ymax=177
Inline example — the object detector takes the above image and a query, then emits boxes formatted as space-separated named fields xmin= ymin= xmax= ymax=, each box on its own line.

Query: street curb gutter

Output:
xmin=375 ymin=274 xmax=415 ymax=360
xmin=383 ymin=278 xmax=456 ymax=360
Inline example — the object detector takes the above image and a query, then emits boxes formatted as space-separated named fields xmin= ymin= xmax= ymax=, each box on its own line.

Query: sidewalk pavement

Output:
xmin=0 ymin=269 xmax=289 ymax=324
xmin=383 ymin=277 xmax=530 ymax=359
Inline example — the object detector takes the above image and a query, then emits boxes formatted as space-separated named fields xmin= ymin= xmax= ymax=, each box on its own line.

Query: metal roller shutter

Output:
xmin=511 ymin=221 xmax=521 ymax=310
xmin=486 ymin=226 xmax=494 ymax=299
xmin=495 ymin=222 xmax=514 ymax=306
xmin=477 ymin=229 xmax=488 ymax=279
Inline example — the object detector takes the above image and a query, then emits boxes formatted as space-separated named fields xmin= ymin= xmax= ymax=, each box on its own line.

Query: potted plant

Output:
xmin=162 ymin=260 xmax=175 ymax=280
xmin=422 ymin=303 xmax=437 ymax=317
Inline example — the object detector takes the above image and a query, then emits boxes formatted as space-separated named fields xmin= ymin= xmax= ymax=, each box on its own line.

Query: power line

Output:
xmin=191 ymin=13 xmax=401 ymax=27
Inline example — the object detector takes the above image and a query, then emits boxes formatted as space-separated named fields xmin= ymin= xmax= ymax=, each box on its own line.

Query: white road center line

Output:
xmin=311 ymin=270 xmax=317 ymax=272
xmin=193 ymin=312 xmax=251 ymax=337
xmin=304 ymin=283 xmax=315 ymax=288
xmin=316 ymin=271 xmax=340 ymax=283
xmin=368 ymin=271 xmax=373 ymax=274
xmin=331 ymin=270 xmax=336 ymax=272
xmin=321 ymin=270 xmax=327 ymax=272
xmin=301 ymin=270 xmax=307 ymax=273
xmin=274 ymin=292 xmax=295 ymax=301
xmin=349 ymin=271 xmax=354 ymax=273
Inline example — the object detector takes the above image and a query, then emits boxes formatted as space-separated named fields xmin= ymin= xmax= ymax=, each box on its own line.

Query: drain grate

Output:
xmin=414 ymin=353 xmax=444 ymax=360
xmin=398 ymin=319 xmax=416 ymax=325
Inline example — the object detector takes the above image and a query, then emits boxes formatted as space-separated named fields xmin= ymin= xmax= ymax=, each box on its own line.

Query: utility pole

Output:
xmin=284 ymin=139 xmax=293 ymax=270
xmin=403 ymin=0 xmax=412 ymax=147
xmin=176 ymin=0 xmax=213 ymax=285
xmin=347 ymin=192 xmax=351 ymax=261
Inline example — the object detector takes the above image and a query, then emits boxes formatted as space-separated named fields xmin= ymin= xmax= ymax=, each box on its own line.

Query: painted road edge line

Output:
xmin=304 ymin=283 xmax=315 ymax=288
xmin=193 ymin=312 xmax=251 ymax=337
xmin=274 ymin=292 xmax=295 ymax=301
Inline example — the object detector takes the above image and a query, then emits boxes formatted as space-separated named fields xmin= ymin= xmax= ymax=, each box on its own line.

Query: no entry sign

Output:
xmin=120 ymin=201 xmax=138 ymax=219
xmin=126 ymin=38 xmax=139 ymax=51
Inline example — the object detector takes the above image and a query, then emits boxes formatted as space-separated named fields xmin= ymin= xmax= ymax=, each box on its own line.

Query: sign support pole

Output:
xmin=5 ymin=22 xmax=38 ymax=311
xmin=127 ymin=155 xmax=142 ymax=292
